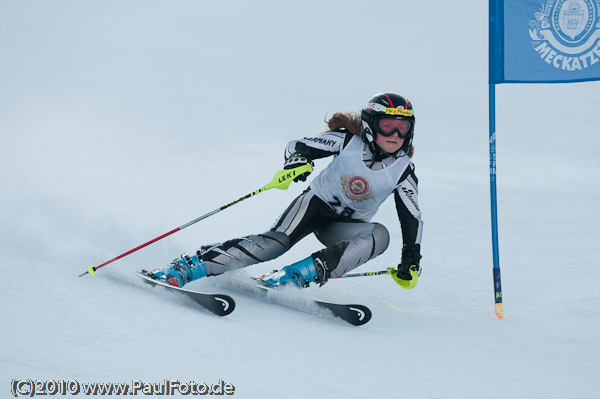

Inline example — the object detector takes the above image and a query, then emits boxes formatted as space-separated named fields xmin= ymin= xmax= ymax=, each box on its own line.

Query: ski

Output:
xmin=136 ymin=270 xmax=235 ymax=316
xmin=311 ymin=301 xmax=371 ymax=326
xmin=235 ymin=277 xmax=371 ymax=326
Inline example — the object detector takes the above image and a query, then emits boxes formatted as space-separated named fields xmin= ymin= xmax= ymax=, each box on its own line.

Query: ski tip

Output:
xmin=214 ymin=295 xmax=236 ymax=316
xmin=316 ymin=302 xmax=372 ymax=326
xmin=347 ymin=305 xmax=372 ymax=326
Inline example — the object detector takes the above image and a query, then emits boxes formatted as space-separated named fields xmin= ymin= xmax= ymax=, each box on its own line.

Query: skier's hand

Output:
xmin=396 ymin=244 xmax=422 ymax=280
xmin=284 ymin=153 xmax=314 ymax=182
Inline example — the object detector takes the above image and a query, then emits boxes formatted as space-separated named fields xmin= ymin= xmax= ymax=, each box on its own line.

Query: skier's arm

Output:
xmin=393 ymin=164 xmax=423 ymax=280
xmin=284 ymin=131 xmax=353 ymax=161
xmin=394 ymin=164 xmax=423 ymax=246
xmin=283 ymin=131 xmax=353 ymax=183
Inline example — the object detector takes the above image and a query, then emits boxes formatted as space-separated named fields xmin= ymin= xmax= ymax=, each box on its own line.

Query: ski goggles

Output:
xmin=376 ymin=117 xmax=412 ymax=138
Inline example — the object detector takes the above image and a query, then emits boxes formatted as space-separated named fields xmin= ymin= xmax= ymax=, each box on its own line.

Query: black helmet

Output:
xmin=360 ymin=92 xmax=416 ymax=152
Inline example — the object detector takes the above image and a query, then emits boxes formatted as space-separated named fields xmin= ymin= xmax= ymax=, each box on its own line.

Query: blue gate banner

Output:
xmin=490 ymin=0 xmax=600 ymax=83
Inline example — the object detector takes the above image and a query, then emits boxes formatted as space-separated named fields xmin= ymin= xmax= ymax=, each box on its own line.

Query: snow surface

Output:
xmin=1 ymin=1 xmax=599 ymax=398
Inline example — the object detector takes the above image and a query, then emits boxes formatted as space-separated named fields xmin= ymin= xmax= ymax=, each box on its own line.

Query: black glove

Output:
xmin=397 ymin=244 xmax=422 ymax=280
xmin=284 ymin=153 xmax=314 ymax=182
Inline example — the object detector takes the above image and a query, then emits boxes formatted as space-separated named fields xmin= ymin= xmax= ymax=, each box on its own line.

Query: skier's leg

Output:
xmin=261 ymin=221 xmax=390 ymax=288
xmin=200 ymin=231 xmax=291 ymax=275
xmin=314 ymin=221 xmax=390 ymax=278
xmin=270 ymin=188 xmax=339 ymax=246
xmin=201 ymin=189 xmax=335 ymax=275
xmin=259 ymin=191 xmax=354 ymax=288
xmin=151 ymin=190 xmax=333 ymax=287
xmin=149 ymin=231 xmax=291 ymax=287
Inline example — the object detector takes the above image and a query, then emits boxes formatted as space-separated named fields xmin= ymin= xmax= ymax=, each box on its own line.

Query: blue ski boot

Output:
xmin=149 ymin=252 xmax=207 ymax=288
xmin=260 ymin=255 xmax=330 ymax=288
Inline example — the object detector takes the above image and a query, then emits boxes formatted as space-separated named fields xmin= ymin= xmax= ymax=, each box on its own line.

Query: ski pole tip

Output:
xmin=87 ymin=265 xmax=96 ymax=276
xmin=495 ymin=303 xmax=504 ymax=319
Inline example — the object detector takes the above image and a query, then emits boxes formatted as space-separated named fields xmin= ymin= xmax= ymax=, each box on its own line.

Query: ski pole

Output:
xmin=330 ymin=268 xmax=395 ymax=278
xmin=330 ymin=267 xmax=420 ymax=289
xmin=79 ymin=164 xmax=313 ymax=277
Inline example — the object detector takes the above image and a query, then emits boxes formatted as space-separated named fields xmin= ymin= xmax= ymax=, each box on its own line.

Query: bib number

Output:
xmin=328 ymin=196 xmax=355 ymax=218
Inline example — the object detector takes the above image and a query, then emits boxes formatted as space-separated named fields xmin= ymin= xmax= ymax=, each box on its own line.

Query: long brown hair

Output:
xmin=324 ymin=112 xmax=414 ymax=157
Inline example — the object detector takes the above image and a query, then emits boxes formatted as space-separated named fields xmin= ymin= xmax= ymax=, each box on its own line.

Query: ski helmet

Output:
xmin=360 ymin=92 xmax=416 ymax=152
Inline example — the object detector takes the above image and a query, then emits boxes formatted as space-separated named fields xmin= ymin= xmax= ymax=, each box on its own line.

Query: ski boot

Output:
xmin=259 ymin=255 xmax=330 ymax=289
xmin=149 ymin=252 xmax=207 ymax=288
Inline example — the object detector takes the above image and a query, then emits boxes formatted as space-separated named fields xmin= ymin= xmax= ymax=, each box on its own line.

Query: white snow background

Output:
xmin=1 ymin=1 xmax=599 ymax=398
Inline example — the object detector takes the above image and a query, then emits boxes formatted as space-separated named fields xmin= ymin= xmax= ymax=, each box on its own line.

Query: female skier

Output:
xmin=149 ymin=92 xmax=423 ymax=289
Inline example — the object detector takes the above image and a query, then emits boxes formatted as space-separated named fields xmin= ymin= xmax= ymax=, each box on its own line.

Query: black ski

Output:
xmin=239 ymin=278 xmax=371 ymax=326
xmin=136 ymin=270 xmax=235 ymax=316
xmin=312 ymin=301 xmax=371 ymax=326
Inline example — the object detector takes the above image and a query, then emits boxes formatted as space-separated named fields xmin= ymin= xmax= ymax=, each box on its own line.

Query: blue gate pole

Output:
xmin=489 ymin=82 xmax=504 ymax=319
xmin=489 ymin=0 xmax=504 ymax=319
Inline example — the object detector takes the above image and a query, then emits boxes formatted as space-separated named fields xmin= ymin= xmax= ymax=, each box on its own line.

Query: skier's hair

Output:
xmin=325 ymin=112 xmax=362 ymax=137
xmin=324 ymin=112 xmax=414 ymax=158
